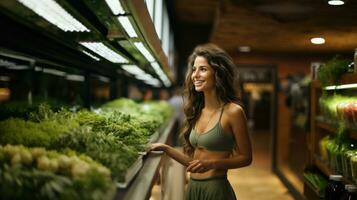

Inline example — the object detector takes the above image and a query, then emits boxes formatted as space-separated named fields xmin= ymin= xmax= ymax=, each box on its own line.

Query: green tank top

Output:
xmin=189 ymin=107 xmax=235 ymax=151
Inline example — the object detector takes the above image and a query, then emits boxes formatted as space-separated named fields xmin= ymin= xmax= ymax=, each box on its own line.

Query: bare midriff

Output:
xmin=190 ymin=147 xmax=232 ymax=179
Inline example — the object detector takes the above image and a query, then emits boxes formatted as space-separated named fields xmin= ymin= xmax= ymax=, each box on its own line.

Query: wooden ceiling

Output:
xmin=172 ymin=0 xmax=357 ymax=54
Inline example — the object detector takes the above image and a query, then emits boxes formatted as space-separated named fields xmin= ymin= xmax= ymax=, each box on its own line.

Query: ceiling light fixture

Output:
xmin=66 ymin=74 xmax=85 ymax=82
xmin=238 ymin=46 xmax=251 ymax=52
xmin=121 ymin=64 xmax=161 ymax=87
xmin=43 ymin=68 xmax=66 ymax=77
xmin=310 ymin=37 xmax=325 ymax=45
xmin=328 ymin=0 xmax=345 ymax=6
xmin=105 ymin=0 xmax=125 ymax=15
xmin=17 ymin=0 xmax=90 ymax=32
xmin=134 ymin=42 xmax=155 ymax=62
xmin=151 ymin=62 xmax=171 ymax=87
xmin=117 ymin=16 xmax=138 ymax=38
xmin=80 ymin=42 xmax=128 ymax=63
xmin=82 ymin=50 xmax=100 ymax=61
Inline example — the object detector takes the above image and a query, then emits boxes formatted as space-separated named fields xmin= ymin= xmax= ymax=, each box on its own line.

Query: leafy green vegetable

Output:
xmin=303 ymin=172 xmax=327 ymax=197
xmin=317 ymin=56 xmax=351 ymax=88
xmin=53 ymin=127 xmax=139 ymax=182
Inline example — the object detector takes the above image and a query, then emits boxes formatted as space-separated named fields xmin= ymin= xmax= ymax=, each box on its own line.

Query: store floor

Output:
xmin=227 ymin=130 xmax=294 ymax=200
xmin=150 ymin=130 xmax=294 ymax=200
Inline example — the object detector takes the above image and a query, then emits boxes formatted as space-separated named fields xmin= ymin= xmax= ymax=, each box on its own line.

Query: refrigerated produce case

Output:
xmin=305 ymin=73 xmax=357 ymax=200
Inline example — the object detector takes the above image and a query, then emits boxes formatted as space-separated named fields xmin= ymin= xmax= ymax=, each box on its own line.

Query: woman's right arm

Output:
xmin=150 ymin=143 xmax=192 ymax=166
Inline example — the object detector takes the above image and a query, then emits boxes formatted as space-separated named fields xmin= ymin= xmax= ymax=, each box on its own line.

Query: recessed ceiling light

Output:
xmin=310 ymin=37 xmax=325 ymax=45
xmin=328 ymin=0 xmax=345 ymax=6
xmin=238 ymin=46 xmax=251 ymax=52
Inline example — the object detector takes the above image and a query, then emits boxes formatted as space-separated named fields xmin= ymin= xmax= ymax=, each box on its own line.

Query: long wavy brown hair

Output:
xmin=180 ymin=43 xmax=242 ymax=157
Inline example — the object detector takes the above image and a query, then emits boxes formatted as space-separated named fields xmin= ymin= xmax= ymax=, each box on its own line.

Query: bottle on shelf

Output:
xmin=325 ymin=175 xmax=344 ymax=200
xmin=340 ymin=184 xmax=357 ymax=200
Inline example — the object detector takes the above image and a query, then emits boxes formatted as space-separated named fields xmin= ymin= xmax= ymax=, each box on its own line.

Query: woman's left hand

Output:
xmin=186 ymin=159 xmax=213 ymax=173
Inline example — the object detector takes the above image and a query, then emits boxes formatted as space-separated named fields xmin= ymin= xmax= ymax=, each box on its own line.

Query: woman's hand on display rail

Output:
xmin=149 ymin=143 xmax=167 ymax=151
xmin=186 ymin=159 xmax=213 ymax=173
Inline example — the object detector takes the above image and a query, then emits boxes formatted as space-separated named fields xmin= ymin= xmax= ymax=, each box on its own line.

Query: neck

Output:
xmin=203 ymin=90 xmax=222 ymax=110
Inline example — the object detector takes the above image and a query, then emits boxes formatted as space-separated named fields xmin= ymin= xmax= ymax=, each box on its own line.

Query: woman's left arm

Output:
xmin=187 ymin=104 xmax=252 ymax=173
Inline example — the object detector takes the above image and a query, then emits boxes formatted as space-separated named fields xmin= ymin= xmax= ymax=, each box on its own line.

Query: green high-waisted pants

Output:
xmin=185 ymin=175 xmax=237 ymax=200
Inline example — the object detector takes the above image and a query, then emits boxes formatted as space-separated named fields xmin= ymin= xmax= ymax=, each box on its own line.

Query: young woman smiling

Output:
xmin=150 ymin=43 xmax=252 ymax=200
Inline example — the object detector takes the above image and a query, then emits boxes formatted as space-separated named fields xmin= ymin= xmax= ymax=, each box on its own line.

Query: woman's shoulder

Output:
xmin=224 ymin=102 xmax=245 ymax=118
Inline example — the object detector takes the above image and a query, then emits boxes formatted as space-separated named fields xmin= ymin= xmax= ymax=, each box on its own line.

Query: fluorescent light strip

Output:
xmin=105 ymin=0 xmax=125 ymax=15
xmin=324 ymin=83 xmax=357 ymax=90
xmin=82 ymin=50 xmax=100 ymax=61
xmin=145 ymin=0 xmax=154 ymax=20
xmin=7 ymin=65 xmax=30 ymax=70
xmin=154 ymin=0 xmax=163 ymax=39
xmin=134 ymin=42 xmax=155 ymax=62
xmin=151 ymin=62 xmax=171 ymax=87
xmin=144 ymin=79 xmax=161 ymax=87
xmin=66 ymin=74 xmax=85 ymax=82
xmin=43 ymin=68 xmax=66 ymax=77
xmin=18 ymin=0 xmax=90 ymax=32
xmin=80 ymin=42 xmax=128 ymax=63
xmin=121 ymin=64 xmax=145 ymax=74
xmin=96 ymin=75 xmax=110 ymax=83
xmin=117 ymin=16 xmax=138 ymax=38
xmin=121 ymin=65 xmax=161 ymax=87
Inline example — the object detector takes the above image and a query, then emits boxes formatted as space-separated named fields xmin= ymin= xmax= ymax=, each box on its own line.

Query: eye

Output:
xmin=200 ymin=68 xmax=207 ymax=72
xmin=192 ymin=66 xmax=196 ymax=72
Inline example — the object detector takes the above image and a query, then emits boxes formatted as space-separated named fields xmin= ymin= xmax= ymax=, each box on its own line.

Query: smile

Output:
xmin=194 ymin=80 xmax=204 ymax=86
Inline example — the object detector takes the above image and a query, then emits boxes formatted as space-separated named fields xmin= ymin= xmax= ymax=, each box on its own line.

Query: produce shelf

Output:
xmin=117 ymin=155 xmax=144 ymax=188
xmin=114 ymin=116 xmax=176 ymax=200
xmin=314 ymin=156 xmax=354 ymax=185
xmin=315 ymin=117 xmax=357 ymax=140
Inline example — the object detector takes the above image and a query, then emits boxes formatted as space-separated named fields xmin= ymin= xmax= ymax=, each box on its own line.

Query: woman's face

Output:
xmin=191 ymin=56 xmax=215 ymax=92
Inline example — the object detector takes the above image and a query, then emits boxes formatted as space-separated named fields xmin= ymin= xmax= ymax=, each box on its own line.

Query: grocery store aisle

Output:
xmin=150 ymin=130 xmax=294 ymax=200
xmin=228 ymin=130 xmax=294 ymax=200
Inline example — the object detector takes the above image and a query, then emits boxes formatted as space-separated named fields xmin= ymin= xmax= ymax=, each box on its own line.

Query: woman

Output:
xmin=150 ymin=43 xmax=252 ymax=200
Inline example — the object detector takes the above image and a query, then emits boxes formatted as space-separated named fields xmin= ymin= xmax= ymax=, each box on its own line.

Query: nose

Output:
xmin=192 ymin=69 xmax=199 ymax=79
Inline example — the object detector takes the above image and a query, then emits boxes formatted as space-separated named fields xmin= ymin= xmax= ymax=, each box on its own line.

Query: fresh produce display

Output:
xmin=0 ymin=98 xmax=67 ymax=121
xmin=303 ymin=172 xmax=328 ymax=197
xmin=319 ymin=135 xmax=357 ymax=181
xmin=75 ymin=110 xmax=150 ymax=150
xmin=101 ymin=98 xmax=173 ymax=127
xmin=0 ymin=144 xmax=115 ymax=200
xmin=53 ymin=126 xmax=139 ymax=182
xmin=101 ymin=98 xmax=139 ymax=115
xmin=0 ymin=98 xmax=173 ymax=193
xmin=0 ymin=117 xmax=79 ymax=148
xmin=319 ymin=94 xmax=357 ymax=126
